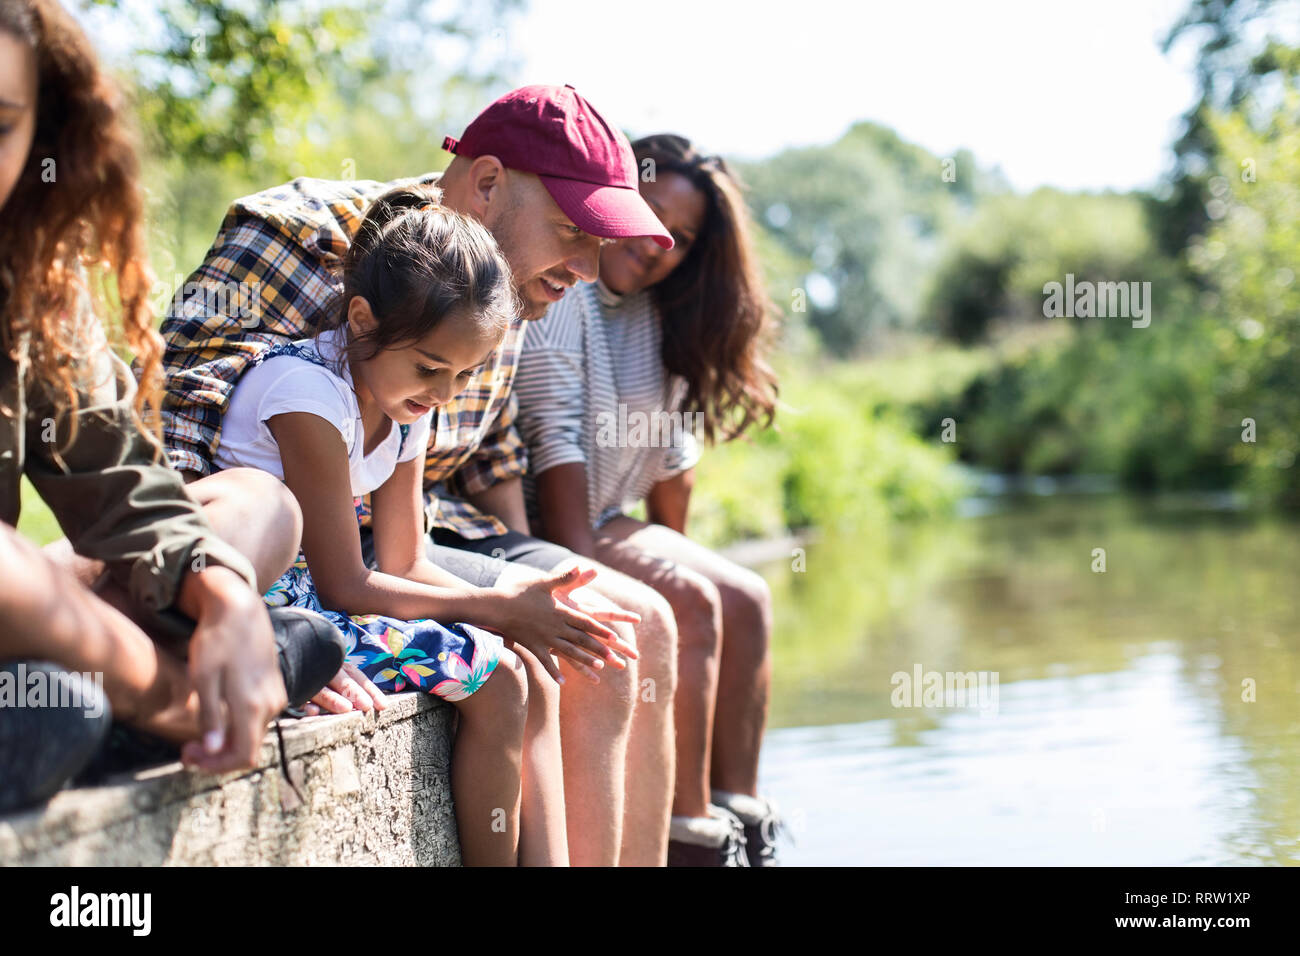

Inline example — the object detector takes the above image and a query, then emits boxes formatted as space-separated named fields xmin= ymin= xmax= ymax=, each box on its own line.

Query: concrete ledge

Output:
xmin=0 ymin=693 xmax=461 ymax=866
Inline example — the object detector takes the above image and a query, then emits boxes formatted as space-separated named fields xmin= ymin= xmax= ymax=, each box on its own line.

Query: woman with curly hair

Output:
xmin=516 ymin=134 xmax=783 ymax=865
xmin=0 ymin=0 xmax=341 ymax=812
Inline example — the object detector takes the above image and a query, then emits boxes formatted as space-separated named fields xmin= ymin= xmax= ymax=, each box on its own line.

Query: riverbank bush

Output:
xmin=932 ymin=81 xmax=1300 ymax=506
xmin=690 ymin=358 xmax=970 ymax=548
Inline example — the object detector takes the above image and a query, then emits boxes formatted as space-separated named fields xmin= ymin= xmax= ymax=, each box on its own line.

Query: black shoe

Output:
xmin=742 ymin=811 xmax=783 ymax=867
xmin=713 ymin=791 xmax=785 ymax=866
xmin=71 ymin=608 xmax=347 ymax=784
xmin=666 ymin=806 xmax=750 ymax=867
xmin=268 ymin=606 xmax=347 ymax=709
xmin=148 ymin=600 xmax=344 ymax=711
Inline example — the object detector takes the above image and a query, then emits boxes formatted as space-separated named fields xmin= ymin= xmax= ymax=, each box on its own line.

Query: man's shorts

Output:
xmin=359 ymin=525 xmax=570 ymax=588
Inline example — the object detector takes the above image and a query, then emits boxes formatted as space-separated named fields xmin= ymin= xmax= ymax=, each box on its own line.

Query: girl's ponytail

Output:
xmin=344 ymin=184 xmax=441 ymax=265
xmin=323 ymin=184 xmax=519 ymax=374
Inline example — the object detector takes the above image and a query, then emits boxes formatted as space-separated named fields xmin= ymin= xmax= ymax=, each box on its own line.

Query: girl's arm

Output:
xmin=271 ymin=413 xmax=634 ymax=679
xmin=646 ymin=467 xmax=695 ymax=536
xmin=270 ymin=411 xmax=494 ymax=621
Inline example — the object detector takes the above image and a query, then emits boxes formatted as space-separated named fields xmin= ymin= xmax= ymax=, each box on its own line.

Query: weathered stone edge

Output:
xmin=0 ymin=692 xmax=443 ymax=861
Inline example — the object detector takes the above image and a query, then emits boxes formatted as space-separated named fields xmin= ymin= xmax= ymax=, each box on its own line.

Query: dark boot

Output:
xmin=666 ymin=805 xmax=750 ymax=866
xmin=713 ymin=791 xmax=785 ymax=867
xmin=268 ymin=606 xmax=348 ymax=708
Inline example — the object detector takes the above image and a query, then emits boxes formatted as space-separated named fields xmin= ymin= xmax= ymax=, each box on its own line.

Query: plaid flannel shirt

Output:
xmin=148 ymin=173 xmax=527 ymax=538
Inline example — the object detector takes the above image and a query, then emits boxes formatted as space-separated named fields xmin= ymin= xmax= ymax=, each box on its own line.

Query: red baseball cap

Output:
xmin=442 ymin=84 xmax=673 ymax=250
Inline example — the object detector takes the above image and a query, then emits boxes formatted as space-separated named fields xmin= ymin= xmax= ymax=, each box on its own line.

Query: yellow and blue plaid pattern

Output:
xmin=150 ymin=173 xmax=527 ymax=538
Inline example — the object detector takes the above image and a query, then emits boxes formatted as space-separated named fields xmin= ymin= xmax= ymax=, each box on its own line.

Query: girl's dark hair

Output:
xmin=632 ymin=134 xmax=778 ymax=443
xmin=0 ymin=0 xmax=161 ymax=448
xmin=320 ymin=184 xmax=518 ymax=371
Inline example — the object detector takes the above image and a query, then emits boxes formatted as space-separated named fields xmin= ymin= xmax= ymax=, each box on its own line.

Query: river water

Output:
xmin=753 ymin=489 xmax=1300 ymax=865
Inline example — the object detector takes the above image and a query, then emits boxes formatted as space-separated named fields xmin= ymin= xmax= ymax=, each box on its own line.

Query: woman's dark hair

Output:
xmin=0 ymin=0 xmax=160 ymax=448
xmin=319 ymin=184 xmax=518 ymax=372
xmin=632 ymin=134 xmax=778 ymax=443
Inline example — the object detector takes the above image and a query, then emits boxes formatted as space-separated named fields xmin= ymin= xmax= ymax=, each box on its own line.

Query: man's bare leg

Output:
xmin=594 ymin=518 xmax=717 ymax=820
xmin=596 ymin=519 xmax=773 ymax=799
xmin=495 ymin=558 xmax=641 ymax=865
xmin=500 ymin=556 xmax=679 ymax=866
xmin=604 ymin=568 xmax=678 ymax=866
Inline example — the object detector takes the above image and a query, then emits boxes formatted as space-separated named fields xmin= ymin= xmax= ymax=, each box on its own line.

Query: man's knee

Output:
xmin=558 ymin=645 xmax=638 ymax=739
xmin=603 ymin=572 xmax=678 ymax=707
xmin=537 ymin=556 xmax=674 ymax=710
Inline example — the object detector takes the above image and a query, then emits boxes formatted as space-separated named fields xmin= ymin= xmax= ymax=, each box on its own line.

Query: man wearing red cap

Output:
xmin=440 ymin=85 xmax=673 ymax=319
xmin=151 ymin=84 xmax=680 ymax=865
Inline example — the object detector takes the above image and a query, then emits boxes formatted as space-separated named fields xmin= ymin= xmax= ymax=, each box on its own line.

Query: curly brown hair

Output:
xmin=632 ymin=134 xmax=779 ymax=444
xmin=0 ymin=0 xmax=161 ymax=452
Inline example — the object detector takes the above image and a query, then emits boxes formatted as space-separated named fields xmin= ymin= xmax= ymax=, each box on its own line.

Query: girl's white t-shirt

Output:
xmin=213 ymin=326 xmax=431 ymax=497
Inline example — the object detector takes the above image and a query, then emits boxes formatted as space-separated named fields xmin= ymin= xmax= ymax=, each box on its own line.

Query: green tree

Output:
xmin=85 ymin=0 xmax=518 ymax=178
xmin=1155 ymin=0 xmax=1294 ymax=256
xmin=742 ymin=123 xmax=1004 ymax=355
xmin=1199 ymin=77 xmax=1300 ymax=504
xmin=924 ymin=189 xmax=1165 ymax=343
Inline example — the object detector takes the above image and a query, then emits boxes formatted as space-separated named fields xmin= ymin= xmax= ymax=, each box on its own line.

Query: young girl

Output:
xmin=516 ymin=134 xmax=782 ymax=865
xmin=212 ymin=185 xmax=636 ymax=866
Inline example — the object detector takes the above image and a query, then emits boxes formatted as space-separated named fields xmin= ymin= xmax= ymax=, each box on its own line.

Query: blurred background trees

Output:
xmin=84 ymin=0 xmax=518 ymax=272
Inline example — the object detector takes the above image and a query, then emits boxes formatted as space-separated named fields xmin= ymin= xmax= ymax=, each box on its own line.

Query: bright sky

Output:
xmin=506 ymin=0 xmax=1203 ymax=192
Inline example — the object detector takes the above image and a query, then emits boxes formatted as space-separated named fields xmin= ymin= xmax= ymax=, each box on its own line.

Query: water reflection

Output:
xmin=754 ymin=493 xmax=1300 ymax=865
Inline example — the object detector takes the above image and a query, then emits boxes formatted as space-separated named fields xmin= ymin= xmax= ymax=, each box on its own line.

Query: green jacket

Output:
xmin=1 ymin=318 xmax=257 ymax=627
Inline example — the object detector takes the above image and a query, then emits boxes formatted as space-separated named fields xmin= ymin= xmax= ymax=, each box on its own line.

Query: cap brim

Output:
xmin=538 ymin=176 xmax=674 ymax=250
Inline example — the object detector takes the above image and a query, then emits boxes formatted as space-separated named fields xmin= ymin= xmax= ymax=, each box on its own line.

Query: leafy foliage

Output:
xmin=1154 ymin=0 xmax=1293 ymax=255
xmin=86 ymin=0 xmax=518 ymax=178
xmin=923 ymin=189 xmax=1166 ymax=343
xmin=740 ymin=123 xmax=1005 ymax=355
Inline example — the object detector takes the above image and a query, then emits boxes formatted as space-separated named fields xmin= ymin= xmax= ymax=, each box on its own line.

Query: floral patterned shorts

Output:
xmin=261 ymin=500 xmax=503 ymax=702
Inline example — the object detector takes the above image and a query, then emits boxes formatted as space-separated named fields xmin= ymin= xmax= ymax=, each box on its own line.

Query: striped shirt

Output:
xmin=146 ymin=173 xmax=527 ymax=539
xmin=516 ymin=279 xmax=699 ymax=530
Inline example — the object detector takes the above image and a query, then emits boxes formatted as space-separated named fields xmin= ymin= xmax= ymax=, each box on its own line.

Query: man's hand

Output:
xmin=176 ymin=566 xmax=287 ymax=772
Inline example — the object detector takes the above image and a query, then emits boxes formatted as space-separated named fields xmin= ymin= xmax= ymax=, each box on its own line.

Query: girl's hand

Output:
xmin=490 ymin=566 xmax=640 ymax=683
xmin=305 ymin=661 xmax=388 ymax=715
